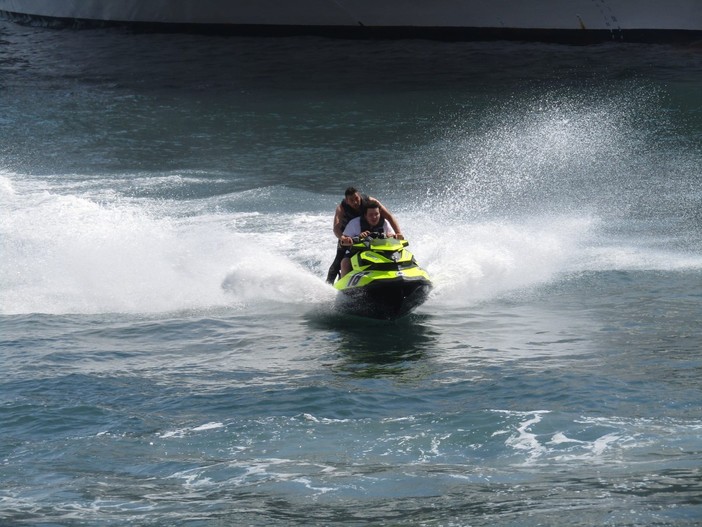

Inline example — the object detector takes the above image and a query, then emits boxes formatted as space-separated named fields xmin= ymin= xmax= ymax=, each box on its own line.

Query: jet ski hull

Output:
xmin=335 ymin=276 xmax=432 ymax=320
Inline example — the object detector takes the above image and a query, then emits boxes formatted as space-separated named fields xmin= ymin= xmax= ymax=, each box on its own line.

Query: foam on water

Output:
xmin=2 ymin=166 xmax=700 ymax=316
xmin=414 ymin=214 xmax=596 ymax=304
xmin=2 ymin=80 xmax=700 ymax=315
xmin=428 ymin=82 xmax=672 ymax=219
xmin=0 ymin=174 xmax=225 ymax=313
xmin=0 ymin=173 xmax=336 ymax=314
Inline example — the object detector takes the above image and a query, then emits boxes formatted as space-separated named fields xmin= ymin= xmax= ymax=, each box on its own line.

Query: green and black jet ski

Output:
xmin=333 ymin=234 xmax=432 ymax=319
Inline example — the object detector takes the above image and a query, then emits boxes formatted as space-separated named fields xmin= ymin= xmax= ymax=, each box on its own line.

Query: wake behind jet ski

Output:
xmin=333 ymin=233 xmax=432 ymax=320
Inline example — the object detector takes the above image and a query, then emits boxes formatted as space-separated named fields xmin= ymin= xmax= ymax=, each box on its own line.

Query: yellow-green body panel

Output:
xmin=334 ymin=264 xmax=431 ymax=290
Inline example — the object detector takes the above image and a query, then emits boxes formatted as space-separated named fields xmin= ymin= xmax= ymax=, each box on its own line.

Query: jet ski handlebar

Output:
xmin=357 ymin=232 xmax=387 ymax=242
xmin=341 ymin=232 xmax=389 ymax=246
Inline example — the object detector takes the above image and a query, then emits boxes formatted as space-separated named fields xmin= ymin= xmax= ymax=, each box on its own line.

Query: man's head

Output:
xmin=364 ymin=200 xmax=382 ymax=226
xmin=344 ymin=186 xmax=362 ymax=210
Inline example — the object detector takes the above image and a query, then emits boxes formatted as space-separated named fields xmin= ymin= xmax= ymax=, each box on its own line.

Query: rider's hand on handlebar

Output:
xmin=340 ymin=235 xmax=353 ymax=246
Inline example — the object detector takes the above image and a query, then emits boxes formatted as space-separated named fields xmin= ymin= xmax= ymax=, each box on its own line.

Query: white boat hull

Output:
xmin=1 ymin=0 xmax=701 ymax=42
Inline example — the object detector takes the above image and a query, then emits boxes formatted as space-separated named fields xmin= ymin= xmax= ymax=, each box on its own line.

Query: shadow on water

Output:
xmin=306 ymin=309 xmax=439 ymax=378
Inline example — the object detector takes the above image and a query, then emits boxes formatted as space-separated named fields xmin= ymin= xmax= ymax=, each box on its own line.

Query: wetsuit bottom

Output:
xmin=326 ymin=245 xmax=346 ymax=284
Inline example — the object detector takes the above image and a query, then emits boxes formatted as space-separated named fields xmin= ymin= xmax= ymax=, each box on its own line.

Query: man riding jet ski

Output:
xmin=326 ymin=186 xmax=401 ymax=284
xmin=333 ymin=200 xmax=431 ymax=319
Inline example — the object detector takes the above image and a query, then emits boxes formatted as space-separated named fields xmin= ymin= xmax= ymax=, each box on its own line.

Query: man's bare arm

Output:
xmin=332 ymin=204 xmax=345 ymax=239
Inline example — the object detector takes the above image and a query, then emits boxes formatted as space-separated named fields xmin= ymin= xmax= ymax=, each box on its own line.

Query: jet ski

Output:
xmin=333 ymin=234 xmax=432 ymax=319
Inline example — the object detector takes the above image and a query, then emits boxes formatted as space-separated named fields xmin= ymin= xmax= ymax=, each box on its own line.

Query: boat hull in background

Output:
xmin=1 ymin=0 xmax=701 ymax=43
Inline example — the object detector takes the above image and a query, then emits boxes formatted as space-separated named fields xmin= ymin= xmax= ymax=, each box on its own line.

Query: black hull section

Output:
xmin=335 ymin=279 xmax=431 ymax=320
xmin=2 ymin=11 xmax=701 ymax=44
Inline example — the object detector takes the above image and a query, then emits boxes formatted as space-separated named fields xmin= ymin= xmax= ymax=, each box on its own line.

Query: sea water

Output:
xmin=1 ymin=21 xmax=701 ymax=526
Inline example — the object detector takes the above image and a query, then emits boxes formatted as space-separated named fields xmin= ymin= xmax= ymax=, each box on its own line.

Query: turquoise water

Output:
xmin=1 ymin=22 xmax=701 ymax=526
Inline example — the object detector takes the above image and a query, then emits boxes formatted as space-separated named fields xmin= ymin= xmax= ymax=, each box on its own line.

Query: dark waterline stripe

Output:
xmin=3 ymin=10 xmax=702 ymax=45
